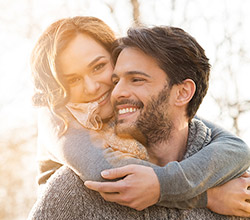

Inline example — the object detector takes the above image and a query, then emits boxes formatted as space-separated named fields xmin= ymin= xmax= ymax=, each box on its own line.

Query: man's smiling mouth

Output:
xmin=118 ymin=107 xmax=139 ymax=115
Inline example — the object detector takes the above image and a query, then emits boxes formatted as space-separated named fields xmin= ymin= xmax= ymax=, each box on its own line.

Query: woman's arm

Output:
xmin=207 ymin=172 xmax=250 ymax=217
xmin=38 ymin=108 xmax=250 ymax=209
xmin=38 ymin=107 xmax=155 ymax=182
xmin=154 ymin=117 xmax=250 ymax=206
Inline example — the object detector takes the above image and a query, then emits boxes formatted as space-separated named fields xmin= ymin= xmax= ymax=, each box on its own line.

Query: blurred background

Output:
xmin=0 ymin=0 xmax=249 ymax=219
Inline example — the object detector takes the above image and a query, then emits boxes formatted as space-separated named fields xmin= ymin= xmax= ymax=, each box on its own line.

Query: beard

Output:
xmin=136 ymin=84 xmax=173 ymax=147
xmin=114 ymin=99 xmax=145 ymax=142
xmin=114 ymin=84 xmax=173 ymax=147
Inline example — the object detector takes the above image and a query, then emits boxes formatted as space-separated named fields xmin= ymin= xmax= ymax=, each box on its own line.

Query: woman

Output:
xmin=30 ymin=16 xmax=249 ymax=212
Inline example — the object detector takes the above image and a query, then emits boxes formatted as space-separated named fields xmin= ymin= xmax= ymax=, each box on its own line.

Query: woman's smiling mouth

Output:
xmin=96 ymin=91 xmax=110 ymax=105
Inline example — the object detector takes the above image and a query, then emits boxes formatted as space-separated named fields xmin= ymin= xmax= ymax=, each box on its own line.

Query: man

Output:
xmin=28 ymin=26 xmax=250 ymax=219
xmin=84 ymin=26 xmax=250 ymax=219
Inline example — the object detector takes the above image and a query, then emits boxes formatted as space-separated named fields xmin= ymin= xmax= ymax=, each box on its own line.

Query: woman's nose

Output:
xmin=83 ymin=76 xmax=100 ymax=95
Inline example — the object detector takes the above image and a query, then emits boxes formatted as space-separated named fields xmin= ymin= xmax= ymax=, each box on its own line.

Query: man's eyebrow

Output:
xmin=112 ymin=71 xmax=151 ymax=78
xmin=111 ymin=73 xmax=118 ymax=79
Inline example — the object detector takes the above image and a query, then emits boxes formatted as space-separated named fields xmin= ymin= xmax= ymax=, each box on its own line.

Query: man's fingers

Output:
xmin=84 ymin=180 xmax=122 ymax=193
xmin=101 ymin=165 xmax=134 ymax=179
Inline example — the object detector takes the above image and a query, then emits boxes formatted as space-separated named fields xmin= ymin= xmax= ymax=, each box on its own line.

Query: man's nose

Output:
xmin=83 ymin=76 xmax=100 ymax=95
xmin=111 ymin=80 xmax=130 ymax=101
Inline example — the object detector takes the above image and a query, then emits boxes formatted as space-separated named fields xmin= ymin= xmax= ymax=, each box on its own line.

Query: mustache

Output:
xmin=113 ymin=99 xmax=144 ymax=109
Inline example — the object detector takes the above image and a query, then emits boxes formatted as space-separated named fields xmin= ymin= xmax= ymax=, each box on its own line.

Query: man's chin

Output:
xmin=115 ymin=124 xmax=134 ymax=139
xmin=115 ymin=124 xmax=147 ymax=145
xmin=115 ymin=132 xmax=134 ymax=140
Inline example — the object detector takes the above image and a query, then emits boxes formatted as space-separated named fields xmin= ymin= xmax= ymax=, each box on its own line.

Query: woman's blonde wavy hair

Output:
xmin=31 ymin=16 xmax=116 ymax=134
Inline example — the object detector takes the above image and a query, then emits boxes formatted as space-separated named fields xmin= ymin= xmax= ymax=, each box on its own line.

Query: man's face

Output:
xmin=111 ymin=47 xmax=173 ymax=145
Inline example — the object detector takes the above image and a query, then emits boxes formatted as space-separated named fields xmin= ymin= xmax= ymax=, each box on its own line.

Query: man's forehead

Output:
xmin=115 ymin=48 xmax=139 ymax=67
xmin=113 ymin=47 xmax=158 ymax=76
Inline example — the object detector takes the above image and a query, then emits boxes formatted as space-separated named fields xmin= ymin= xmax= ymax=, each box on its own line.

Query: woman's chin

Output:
xmin=100 ymin=110 xmax=114 ymax=122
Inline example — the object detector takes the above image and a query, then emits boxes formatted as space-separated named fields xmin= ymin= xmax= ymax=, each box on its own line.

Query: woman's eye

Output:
xmin=68 ymin=77 xmax=82 ymax=85
xmin=93 ymin=63 xmax=105 ymax=72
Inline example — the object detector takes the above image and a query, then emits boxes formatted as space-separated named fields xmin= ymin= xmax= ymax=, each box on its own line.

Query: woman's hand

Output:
xmin=207 ymin=172 xmax=250 ymax=217
xmin=84 ymin=164 xmax=160 ymax=211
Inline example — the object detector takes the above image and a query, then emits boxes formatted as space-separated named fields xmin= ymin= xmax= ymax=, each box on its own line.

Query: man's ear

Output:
xmin=174 ymin=79 xmax=196 ymax=106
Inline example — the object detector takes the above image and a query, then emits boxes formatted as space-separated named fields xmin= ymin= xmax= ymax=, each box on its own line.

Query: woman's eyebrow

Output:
xmin=63 ymin=73 xmax=77 ymax=78
xmin=63 ymin=56 xmax=106 ymax=77
xmin=87 ymin=56 xmax=105 ymax=68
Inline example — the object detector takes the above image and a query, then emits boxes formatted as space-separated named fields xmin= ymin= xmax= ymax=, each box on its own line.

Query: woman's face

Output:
xmin=57 ymin=33 xmax=114 ymax=119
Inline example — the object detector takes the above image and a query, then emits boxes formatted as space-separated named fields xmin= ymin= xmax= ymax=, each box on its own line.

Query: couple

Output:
xmin=28 ymin=16 xmax=250 ymax=219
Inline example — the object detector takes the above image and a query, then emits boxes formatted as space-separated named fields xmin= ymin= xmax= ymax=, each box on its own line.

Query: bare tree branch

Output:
xmin=105 ymin=2 xmax=123 ymax=34
xmin=130 ymin=0 xmax=141 ymax=26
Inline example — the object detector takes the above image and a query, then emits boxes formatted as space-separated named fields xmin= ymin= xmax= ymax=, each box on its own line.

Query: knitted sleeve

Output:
xmin=154 ymin=117 xmax=250 ymax=207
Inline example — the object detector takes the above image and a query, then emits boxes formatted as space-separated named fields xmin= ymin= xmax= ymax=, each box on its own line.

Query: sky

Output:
xmin=0 ymin=0 xmax=249 ymax=145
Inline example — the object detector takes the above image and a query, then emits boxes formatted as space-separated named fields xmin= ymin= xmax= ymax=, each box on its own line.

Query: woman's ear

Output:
xmin=175 ymin=79 xmax=196 ymax=106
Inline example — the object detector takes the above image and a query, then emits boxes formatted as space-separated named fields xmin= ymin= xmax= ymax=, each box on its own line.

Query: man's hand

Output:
xmin=84 ymin=164 xmax=160 ymax=211
xmin=207 ymin=172 xmax=250 ymax=217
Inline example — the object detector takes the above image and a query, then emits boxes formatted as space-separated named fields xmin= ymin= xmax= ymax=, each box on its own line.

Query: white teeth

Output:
xmin=118 ymin=108 xmax=138 ymax=115
xmin=97 ymin=92 xmax=109 ymax=103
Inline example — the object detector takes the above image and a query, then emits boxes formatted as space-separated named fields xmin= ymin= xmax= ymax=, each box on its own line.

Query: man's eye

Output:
xmin=93 ymin=63 xmax=105 ymax=72
xmin=112 ymin=79 xmax=119 ymax=85
xmin=132 ymin=78 xmax=145 ymax=82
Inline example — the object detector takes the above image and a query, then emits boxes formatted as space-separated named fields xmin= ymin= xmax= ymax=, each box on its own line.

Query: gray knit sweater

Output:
xmin=35 ymin=107 xmax=250 ymax=209
xmin=28 ymin=119 xmax=249 ymax=219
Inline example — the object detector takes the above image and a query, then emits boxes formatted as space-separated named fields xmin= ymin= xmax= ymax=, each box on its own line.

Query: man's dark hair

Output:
xmin=112 ymin=26 xmax=211 ymax=120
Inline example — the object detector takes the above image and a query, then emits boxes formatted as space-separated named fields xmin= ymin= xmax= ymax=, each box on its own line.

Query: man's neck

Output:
xmin=147 ymin=120 xmax=189 ymax=166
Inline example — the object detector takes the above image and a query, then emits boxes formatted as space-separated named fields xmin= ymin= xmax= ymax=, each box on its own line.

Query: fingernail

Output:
xmin=101 ymin=170 xmax=109 ymax=177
